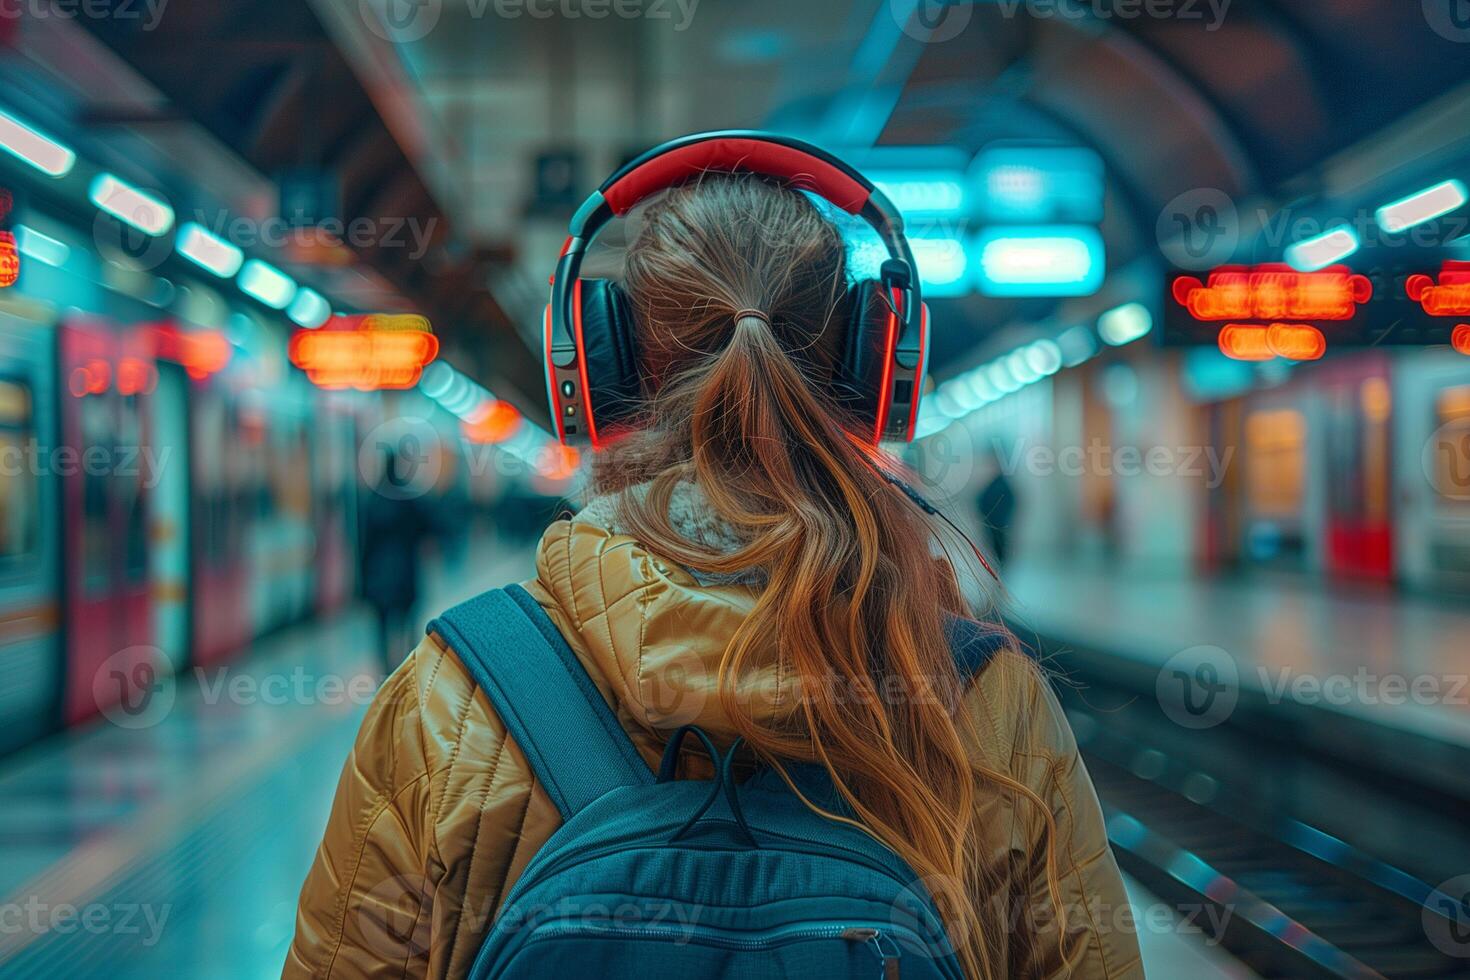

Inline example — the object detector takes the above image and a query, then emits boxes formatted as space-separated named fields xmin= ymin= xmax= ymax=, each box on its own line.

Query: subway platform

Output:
xmin=0 ymin=541 xmax=1259 ymax=979
xmin=1005 ymin=559 xmax=1470 ymax=747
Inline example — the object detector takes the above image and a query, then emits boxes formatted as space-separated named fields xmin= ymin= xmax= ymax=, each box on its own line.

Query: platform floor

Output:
xmin=0 ymin=541 xmax=1257 ymax=979
xmin=1004 ymin=560 xmax=1470 ymax=748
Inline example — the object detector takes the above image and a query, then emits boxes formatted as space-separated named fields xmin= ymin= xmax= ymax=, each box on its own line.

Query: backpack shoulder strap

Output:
xmin=427 ymin=584 xmax=653 ymax=820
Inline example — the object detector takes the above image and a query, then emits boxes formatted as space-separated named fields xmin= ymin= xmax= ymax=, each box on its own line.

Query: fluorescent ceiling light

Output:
xmin=1284 ymin=227 xmax=1358 ymax=272
xmin=974 ymin=226 xmax=1105 ymax=297
xmin=287 ymin=288 xmax=331 ymax=328
xmin=0 ymin=108 xmax=75 ymax=177
xmin=176 ymin=222 xmax=244 ymax=278
xmin=89 ymin=173 xmax=174 ymax=236
xmin=1098 ymin=302 xmax=1154 ymax=347
xmin=13 ymin=225 xmax=69 ymax=268
xmin=238 ymin=259 xmax=297 ymax=309
xmin=1375 ymin=180 xmax=1468 ymax=234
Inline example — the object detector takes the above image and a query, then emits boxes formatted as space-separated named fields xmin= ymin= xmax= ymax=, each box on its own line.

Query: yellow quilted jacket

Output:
xmin=284 ymin=510 xmax=1144 ymax=979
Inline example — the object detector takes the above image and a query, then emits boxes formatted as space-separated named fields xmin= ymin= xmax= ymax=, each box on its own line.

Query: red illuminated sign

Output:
xmin=1454 ymin=324 xmax=1470 ymax=357
xmin=115 ymin=356 xmax=158 ymax=396
xmin=1172 ymin=264 xmax=1372 ymax=322
xmin=69 ymin=358 xmax=110 ymax=397
xmin=1406 ymin=261 xmax=1470 ymax=317
xmin=151 ymin=322 xmax=232 ymax=380
xmin=149 ymin=323 xmax=232 ymax=382
xmin=288 ymin=313 xmax=439 ymax=390
xmin=0 ymin=231 xmax=18 ymax=288
xmin=1218 ymin=323 xmax=1326 ymax=362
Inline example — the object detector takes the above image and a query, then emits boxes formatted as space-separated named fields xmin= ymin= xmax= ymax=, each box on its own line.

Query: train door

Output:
xmin=190 ymin=379 xmax=251 ymax=664
xmin=59 ymin=317 xmax=154 ymax=723
xmin=149 ymin=361 xmax=190 ymax=673
xmin=1237 ymin=389 xmax=1313 ymax=572
xmin=0 ymin=309 xmax=61 ymax=753
xmin=1395 ymin=351 xmax=1470 ymax=594
xmin=1318 ymin=353 xmax=1396 ymax=584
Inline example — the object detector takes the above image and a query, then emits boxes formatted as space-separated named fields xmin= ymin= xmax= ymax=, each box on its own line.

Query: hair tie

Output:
xmin=733 ymin=308 xmax=771 ymax=328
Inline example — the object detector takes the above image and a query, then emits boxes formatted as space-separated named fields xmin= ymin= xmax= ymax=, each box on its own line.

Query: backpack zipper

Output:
xmin=523 ymin=918 xmax=912 ymax=977
xmin=843 ymin=927 xmax=904 ymax=979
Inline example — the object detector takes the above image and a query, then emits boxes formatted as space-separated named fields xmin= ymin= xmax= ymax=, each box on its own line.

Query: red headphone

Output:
xmin=543 ymin=131 xmax=930 ymax=447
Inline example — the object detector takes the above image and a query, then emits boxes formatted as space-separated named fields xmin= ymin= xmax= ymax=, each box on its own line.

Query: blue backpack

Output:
xmin=429 ymin=584 xmax=1006 ymax=979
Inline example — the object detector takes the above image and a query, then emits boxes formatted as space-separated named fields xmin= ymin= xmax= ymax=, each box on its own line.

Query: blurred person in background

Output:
xmin=977 ymin=448 xmax=1018 ymax=568
xmin=358 ymin=449 xmax=433 ymax=674
xmin=289 ymin=171 xmax=1140 ymax=980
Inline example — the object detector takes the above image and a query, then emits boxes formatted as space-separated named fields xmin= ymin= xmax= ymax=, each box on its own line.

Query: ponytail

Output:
xmin=599 ymin=173 xmax=1064 ymax=980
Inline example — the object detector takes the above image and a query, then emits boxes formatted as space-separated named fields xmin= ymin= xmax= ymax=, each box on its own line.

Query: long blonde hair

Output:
xmin=593 ymin=172 xmax=1064 ymax=978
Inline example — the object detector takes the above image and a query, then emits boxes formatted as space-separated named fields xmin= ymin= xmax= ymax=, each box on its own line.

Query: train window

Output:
xmin=1245 ymin=409 xmax=1307 ymax=518
xmin=1434 ymin=385 xmax=1470 ymax=507
xmin=0 ymin=378 xmax=39 ymax=566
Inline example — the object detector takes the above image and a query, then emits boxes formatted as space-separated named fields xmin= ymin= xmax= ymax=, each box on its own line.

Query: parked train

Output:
xmin=922 ymin=337 xmax=1470 ymax=596
xmin=0 ymin=207 xmax=361 ymax=756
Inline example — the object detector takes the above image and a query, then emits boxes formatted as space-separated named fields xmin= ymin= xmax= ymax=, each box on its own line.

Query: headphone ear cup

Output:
xmin=835 ymin=279 xmax=893 ymax=437
xmin=574 ymin=279 xmax=643 ymax=435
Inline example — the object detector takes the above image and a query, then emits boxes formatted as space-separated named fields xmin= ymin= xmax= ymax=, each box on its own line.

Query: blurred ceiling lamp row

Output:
xmin=0 ymin=102 xmax=345 ymax=331
xmin=854 ymin=146 xmax=1106 ymax=298
xmin=848 ymin=225 xmax=1104 ymax=299
xmin=418 ymin=360 xmax=580 ymax=478
xmin=918 ymin=301 xmax=1151 ymax=437
xmin=866 ymin=146 xmax=1103 ymax=225
xmin=1283 ymin=179 xmax=1468 ymax=272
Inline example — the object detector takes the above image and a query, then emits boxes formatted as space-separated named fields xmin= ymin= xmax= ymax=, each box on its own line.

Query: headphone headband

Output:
xmin=553 ymin=131 xmax=921 ymax=364
xmin=545 ymin=131 xmax=929 ymax=447
xmin=594 ymin=133 xmax=873 ymax=224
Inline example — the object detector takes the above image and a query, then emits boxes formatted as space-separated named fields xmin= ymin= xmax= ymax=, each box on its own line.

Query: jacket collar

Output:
xmin=575 ymin=480 xmax=763 ymax=586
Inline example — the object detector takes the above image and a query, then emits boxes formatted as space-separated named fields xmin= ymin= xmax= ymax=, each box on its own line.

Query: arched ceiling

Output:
xmin=73 ymin=0 xmax=1470 ymax=402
